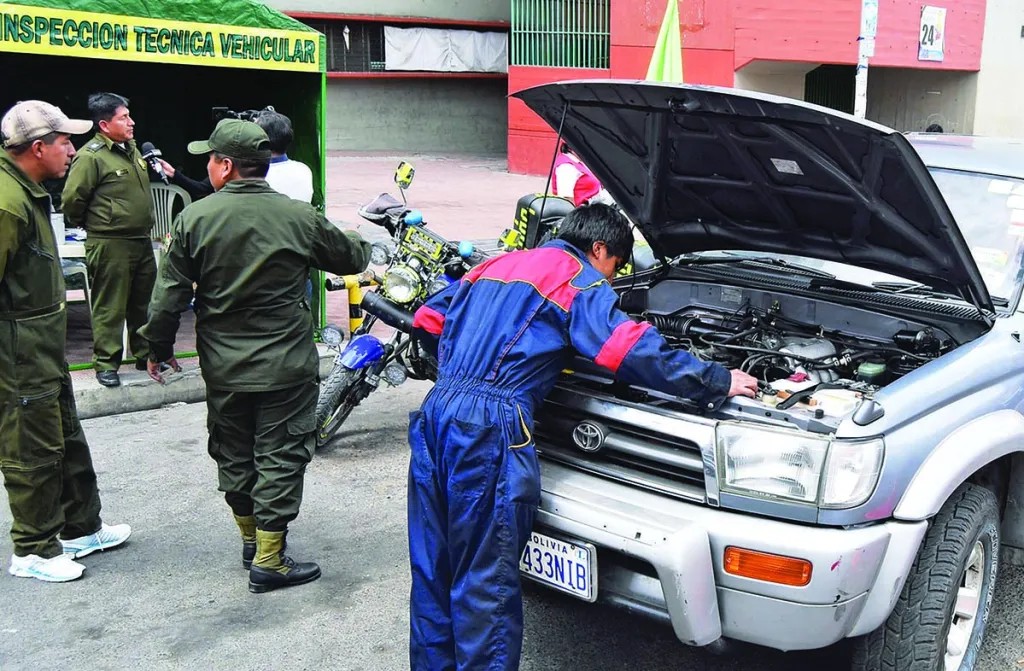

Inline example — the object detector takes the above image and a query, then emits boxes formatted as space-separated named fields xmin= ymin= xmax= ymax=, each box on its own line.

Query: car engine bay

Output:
xmin=567 ymin=277 xmax=987 ymax=432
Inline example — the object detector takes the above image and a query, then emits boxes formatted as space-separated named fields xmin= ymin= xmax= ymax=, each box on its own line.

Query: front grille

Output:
xmin=535 ymin=384 xmax=714 ymax=503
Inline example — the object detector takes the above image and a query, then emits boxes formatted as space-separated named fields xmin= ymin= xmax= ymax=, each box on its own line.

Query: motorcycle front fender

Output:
xmin=339 ymin=334 xmax=386 ymax=370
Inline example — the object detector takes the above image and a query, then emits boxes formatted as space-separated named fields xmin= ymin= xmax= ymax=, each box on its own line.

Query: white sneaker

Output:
xmin=8 ymin=553 xmax=86 ymax=582
xmin=60 ymin=523 xmax=132 ymax=559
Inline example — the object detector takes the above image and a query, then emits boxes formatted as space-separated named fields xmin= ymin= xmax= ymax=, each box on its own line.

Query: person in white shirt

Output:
xmin=254 ymin=109 xmax=313 ymax=204
xmin=157 ymin=107 xmax=315 ymax=205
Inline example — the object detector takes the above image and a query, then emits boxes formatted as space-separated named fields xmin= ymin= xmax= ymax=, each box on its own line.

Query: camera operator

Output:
xmin=158 ymin=106 xmax=313 ymax=204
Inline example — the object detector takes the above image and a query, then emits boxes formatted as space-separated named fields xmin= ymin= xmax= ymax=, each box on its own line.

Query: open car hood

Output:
xmin=513 ymin=80 xmax=993 ymax=314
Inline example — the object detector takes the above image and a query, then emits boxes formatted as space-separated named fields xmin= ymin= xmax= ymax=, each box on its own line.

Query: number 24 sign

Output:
xmin=919 ymin=5 xmax=946 ymax=62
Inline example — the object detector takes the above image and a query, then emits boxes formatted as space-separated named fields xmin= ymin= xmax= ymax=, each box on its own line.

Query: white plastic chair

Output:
xmin=149 ymin=183 xmax=191 ymax=242
xmin=61 ymin=259 xmax=90 ymax=311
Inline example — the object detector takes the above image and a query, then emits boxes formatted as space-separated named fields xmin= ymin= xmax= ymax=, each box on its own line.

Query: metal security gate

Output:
xmin=805 ymin=64 xmax=856 ymax=114
xmin=511 ymin=0 xmax=611 ymax=68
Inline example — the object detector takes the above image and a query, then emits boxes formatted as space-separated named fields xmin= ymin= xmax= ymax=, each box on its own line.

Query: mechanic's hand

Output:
xmin=147 ymin=357 xmax=182 ymax=384
xmin=727 ymin=369 xmax=758 ymax=398
xmin=156 ymin=158 xmax=176 ymax=179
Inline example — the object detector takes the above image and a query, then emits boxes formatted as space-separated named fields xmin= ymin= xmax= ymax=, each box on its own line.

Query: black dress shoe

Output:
xmin=95 ymin=370 xmax=121 ymax=387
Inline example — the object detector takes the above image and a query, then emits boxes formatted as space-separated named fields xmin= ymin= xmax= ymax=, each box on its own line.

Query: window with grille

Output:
xmin=297 ymin=20 xmax=386 ymax=72
xmin=511 ymin=0 xmax=610 ymax=69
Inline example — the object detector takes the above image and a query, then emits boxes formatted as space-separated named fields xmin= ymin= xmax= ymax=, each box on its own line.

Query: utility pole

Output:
xmin=854 ymin=0 xmax=878 ymax=118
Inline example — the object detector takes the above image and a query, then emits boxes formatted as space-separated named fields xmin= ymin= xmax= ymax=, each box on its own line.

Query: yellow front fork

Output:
xmin=341 ymin=270 xmax=379 ymax=335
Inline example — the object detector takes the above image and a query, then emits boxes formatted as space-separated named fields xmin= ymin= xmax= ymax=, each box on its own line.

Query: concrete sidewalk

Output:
xmin=70 ymin=152 xmax=544 ymax=419
xmin=71 ymin=346 xmax=337 ymax=421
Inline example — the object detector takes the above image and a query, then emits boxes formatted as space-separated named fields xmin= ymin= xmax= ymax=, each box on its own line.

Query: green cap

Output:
xmin=187 ymin=118 xmax=271 ymax=161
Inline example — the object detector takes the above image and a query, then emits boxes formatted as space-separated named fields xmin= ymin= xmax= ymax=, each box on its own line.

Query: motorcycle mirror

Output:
xmin=394 ymin=161 xmax=415 ymax=190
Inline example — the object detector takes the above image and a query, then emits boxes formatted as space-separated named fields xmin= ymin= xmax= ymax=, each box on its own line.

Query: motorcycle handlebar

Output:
xmin=361 ymin=291 xmax=415 ymax=333
xmin=324 ymin=271 xmax=381 ymax=292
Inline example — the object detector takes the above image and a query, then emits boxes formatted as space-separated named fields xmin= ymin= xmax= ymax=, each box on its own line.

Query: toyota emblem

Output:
xmin=572 ymin=421 xmax=607 ymax=453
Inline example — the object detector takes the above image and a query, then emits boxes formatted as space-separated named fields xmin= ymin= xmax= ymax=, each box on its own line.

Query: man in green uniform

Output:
xmin=140 ymin=119 xmax=371 ymax=593
xmin=61 ymin=92 xmax=156 ymax=388
xmin=1 ymin=100 xmax=132 ymax=583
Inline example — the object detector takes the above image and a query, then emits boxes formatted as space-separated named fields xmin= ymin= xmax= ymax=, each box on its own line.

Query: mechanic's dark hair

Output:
xmin=925 ymin=123 xmax=944 ymax=133
xmin=88 ymin=92 xmax=130 ymax=124
xmin=556 ymin=203 xmax=631 ymax=260
xmin=255 ymin=110 xmax=293 ymax=154
xmin=212 ymin=152 xmax=270 ymax=179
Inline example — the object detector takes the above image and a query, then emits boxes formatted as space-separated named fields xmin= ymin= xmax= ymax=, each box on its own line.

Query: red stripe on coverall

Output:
xmin=594 ymin=321 xmax=651 ymax=373
xmin=466 ymin=248 xmax=583 ymax=311
xmin=413 ymin=305 xmax=445 ymax=335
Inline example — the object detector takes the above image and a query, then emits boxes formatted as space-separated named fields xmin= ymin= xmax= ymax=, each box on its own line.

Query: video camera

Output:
xmin=211 ymin=105 xmax=275 ymax=123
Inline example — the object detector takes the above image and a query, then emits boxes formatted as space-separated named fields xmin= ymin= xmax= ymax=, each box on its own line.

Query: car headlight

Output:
xmin=717 ymin=423 xmax=883 ymax=509
xmin=381 ymin=265 xmax=421 ymax=304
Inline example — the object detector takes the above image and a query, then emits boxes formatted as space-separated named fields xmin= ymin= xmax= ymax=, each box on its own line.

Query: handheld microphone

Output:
xmin=140 ymin=141 xmax=169 ymax=184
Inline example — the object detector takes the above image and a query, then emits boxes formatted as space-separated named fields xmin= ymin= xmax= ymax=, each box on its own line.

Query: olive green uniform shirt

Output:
xmin=60 ymin=133 xmax=153 ymax=239
xmin=0 ymin=151 xmax=67 ymax=395
xmin=141 ymin=178 xmax=371 ymax=392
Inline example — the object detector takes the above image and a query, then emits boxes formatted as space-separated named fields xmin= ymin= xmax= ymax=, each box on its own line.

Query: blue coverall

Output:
xmin=408 ymin=239 xmax=731 ymax=670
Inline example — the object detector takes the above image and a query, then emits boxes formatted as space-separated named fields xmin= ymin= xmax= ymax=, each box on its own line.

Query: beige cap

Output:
xmin=1 ymin=100 xmax=93 ymax=148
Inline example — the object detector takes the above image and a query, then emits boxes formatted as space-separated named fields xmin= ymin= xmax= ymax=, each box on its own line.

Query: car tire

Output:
xmin=850 ymin=483 xmax=1000 ymax=671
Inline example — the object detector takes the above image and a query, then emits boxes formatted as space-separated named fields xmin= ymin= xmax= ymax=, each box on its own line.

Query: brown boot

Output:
xmin=247 ymin=529 xmax=321 ymax=593
xmin=234 ymin=514 xmax=257 ymax=569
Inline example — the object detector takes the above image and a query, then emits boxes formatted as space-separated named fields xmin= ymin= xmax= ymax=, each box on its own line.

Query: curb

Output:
xmin=74 ymin=347 xmax=337 ymax=420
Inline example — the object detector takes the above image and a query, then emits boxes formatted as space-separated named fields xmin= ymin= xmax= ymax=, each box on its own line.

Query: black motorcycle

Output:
xmin=315 ymin=162 xmax=480 ymax=447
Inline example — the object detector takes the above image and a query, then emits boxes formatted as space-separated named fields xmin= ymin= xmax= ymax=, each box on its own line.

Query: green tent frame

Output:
xmin=1 ymin=0 xmax=330 ymax=366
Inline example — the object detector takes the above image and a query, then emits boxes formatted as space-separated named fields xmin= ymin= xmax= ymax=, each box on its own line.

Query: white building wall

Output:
xmin=973 ymin=0 xmax=1024 ymax=138
xmin=734 ymin=62 xmax=815 ymax=100
xmin=261 ymin=0 xmax=509 ymax=23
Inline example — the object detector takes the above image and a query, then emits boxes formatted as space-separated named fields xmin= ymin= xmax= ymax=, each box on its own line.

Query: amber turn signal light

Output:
xmin=723 ymin=546 xmax=812 ymax=586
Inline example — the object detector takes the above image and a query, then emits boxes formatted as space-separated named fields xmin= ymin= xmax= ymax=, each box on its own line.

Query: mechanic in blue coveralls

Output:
xmin=408 ymin=203 xmax=759 ymax=670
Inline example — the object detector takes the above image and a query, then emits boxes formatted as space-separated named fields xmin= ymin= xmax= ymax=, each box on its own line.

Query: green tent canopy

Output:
xmin=0 ymin=0 xmax=331 ymax=350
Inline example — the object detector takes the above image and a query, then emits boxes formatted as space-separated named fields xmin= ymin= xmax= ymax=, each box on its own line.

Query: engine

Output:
xmin=641 ymin=305 xmax=948 ymax=409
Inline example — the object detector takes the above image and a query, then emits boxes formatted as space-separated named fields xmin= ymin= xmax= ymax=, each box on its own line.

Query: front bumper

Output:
xmin=532 ymin=462 xmax=927 ymax=651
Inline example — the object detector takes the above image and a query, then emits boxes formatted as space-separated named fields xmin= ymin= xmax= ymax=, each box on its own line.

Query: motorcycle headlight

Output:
xmin=370 ymin=242 xmax=394 ymax=266
xmin=382 ymin=265 xmax=422 ymax=304
xmin=717 ymin=424 xmax=883 ymax=509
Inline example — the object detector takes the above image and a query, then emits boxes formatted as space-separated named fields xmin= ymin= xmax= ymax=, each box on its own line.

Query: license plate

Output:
xmin=519 ymin=531 xmax=597 ymax=602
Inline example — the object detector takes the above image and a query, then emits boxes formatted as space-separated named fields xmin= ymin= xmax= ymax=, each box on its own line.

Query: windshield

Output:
xmin=927 ymin=168 xmax=1024 ymax=303
xmin=679 ymin=168 xmax=1024 ymax=305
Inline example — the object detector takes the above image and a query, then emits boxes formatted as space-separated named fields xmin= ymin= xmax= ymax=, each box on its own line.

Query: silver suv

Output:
xmin=513 ymin=81 xmax=1024 ymax=671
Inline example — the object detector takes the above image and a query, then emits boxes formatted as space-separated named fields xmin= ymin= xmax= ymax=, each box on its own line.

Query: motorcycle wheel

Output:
xmin=315 ymin=365 xmax=365 ymax=448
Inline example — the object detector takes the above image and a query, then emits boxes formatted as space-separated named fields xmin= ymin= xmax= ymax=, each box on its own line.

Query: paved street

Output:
xmin=2 ymin=385 xmax=1023 ymax=670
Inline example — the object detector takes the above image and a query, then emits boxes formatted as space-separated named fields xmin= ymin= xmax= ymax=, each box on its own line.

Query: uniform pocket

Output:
xmin=287 ymin=395 xmax=317 ymax=460
xmin=408 ymin=410 xmax=434 ymax=483
xmin=0 ymin=387 xmax=63 ymax=470
xmin=447 ymin=416 xmax=501 ymax=498
xmin=13 ymin=309 xmax=66 ymax=395
xmin=507 ymin=404 xmax=540 ymax=507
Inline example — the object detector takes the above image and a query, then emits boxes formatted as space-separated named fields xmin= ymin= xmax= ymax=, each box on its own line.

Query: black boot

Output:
xmin=248 ymin=529 xmax=321 ymax=593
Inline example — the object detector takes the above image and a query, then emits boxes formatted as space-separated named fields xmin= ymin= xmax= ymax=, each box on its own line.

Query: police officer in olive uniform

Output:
xmin=61 ymin=92 xmax=156 ymax=388
xmin=1 ymin=100 xmax=132 ymax=584
xmin=140 ymin=119 xmax=371 ymax=593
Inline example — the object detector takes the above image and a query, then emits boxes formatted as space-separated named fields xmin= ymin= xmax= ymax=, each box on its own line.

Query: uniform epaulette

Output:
xmin=85 ymin=142 xmax=103 ymax=152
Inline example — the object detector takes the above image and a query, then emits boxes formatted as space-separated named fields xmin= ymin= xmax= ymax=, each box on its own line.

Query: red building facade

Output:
xmin=508 ymin=0 xmax=987 ymax=175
